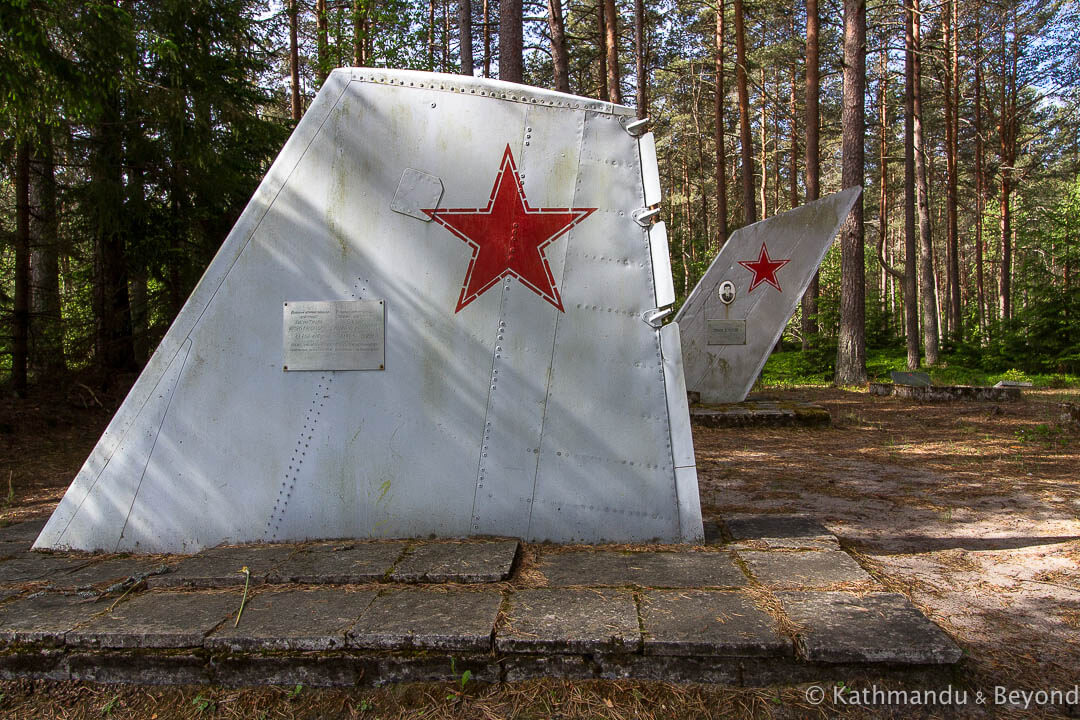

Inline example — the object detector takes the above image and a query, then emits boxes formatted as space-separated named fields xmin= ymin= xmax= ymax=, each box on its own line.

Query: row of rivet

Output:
xmin=265 ymin=374 xmax=331 ymax=541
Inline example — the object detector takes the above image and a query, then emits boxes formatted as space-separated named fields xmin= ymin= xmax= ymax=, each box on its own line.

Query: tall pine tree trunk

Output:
xmin=998 ymin=9 xmax=1017 ymax=322
xmin=714 ymin=0 xmax=728 ymax=248
xmin=598 ymin=3 xmax=609 ymax=100
xmin=316 ymin=0 xmax=329 ymax=83
xmin=836 ymin=0 xmax=866 ymax=384
xmin=29 ymin=126 xmax=65 ymax=378
xmin=913 ymin=0 xmax=939 ymax=365
xmin=944 ymin=0 xmax=961 ymax=339
xmin=603 ymin=0 xmax=621 ymax=102
xmin=548 ymin=0 xmax=570 ymax=92
xmin=460 ymin=0 xmax=474 ymax=74
xmin=13 ymin=139 xmax=30 ymax=395
xmin=801 ymin=0 xmax=820 ymax=348
xmin=734 ymin=0 xmax=755 ymax=224
xmin=759 ymin=66 xmax=767 ymax=221
xmin=974 ymin=18 xmax=987 ymax=335
xmin=91 ymin=103 xmax=136 ymax=375
xmin=903 ymin=0 xmax=920 ymax=369
xmin=483 ymin=0 xmax=491 ymax=77
xmin=634 ymin=0 xmax=647 ymax=117
xmin=289 ymin=0 xmax=301 ymax=120
xmin=499 ymin=0 xmax=523 ymax=82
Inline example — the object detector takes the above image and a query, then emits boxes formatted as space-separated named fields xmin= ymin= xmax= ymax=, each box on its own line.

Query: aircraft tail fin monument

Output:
xmin=35 ymin=69 xmax=702 ymax=554
xmin=674 ymin=188 xmax=861 ymax=404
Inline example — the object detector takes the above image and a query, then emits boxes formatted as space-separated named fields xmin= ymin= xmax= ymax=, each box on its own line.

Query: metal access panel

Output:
xmin=35 ymin=69 xmax=702 ymax=553
xmin=675 ymin=188 xmax=860 ymax=404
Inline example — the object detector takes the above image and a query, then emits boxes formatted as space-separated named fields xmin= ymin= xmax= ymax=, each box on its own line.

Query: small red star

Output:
xmin=738 ymin=242 xmax=791 ymax=293
xmin=424 ymin=145 xmax=596 ymax=312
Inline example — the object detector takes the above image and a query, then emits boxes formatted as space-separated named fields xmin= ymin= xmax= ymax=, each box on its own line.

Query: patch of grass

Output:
xmin=760 ymin=347 xmax=1080 ymax=389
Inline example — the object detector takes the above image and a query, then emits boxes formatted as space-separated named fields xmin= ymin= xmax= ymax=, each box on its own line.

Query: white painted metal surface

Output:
xmin=675 ymin=188 xmax=861 ymax=404
xmin=36 ymin=69 xmax=702 ymax=553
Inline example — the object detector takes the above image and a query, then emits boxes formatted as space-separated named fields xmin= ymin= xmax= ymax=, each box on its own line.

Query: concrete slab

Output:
xmin=738 ymin=550 xmax=874 ymax=588
xmin=540 ymin=550 xmax=746 ymax=588
xmin=496 ymin=589 xmax=639 ymax=654
xmin=780 ymin=591 xmax=963 ymax=664
xmin=538 ymin=551 xmax=629 ymax=587
xmin=348 ymin=589 xmax=501 ymax=652
xmin=207 ymin=588 xmax=376 ymax=651
xmin=640 ymin=590 xmax=790 ymax=657
xmin=0 ymin=542 xmax=29 ymax=558
xmin=267 ymin=541 xmax=404 ymax=584
xmin=50 ymin=557 xmax=167 ymax=591
xmin=726 ymin=515 xmax=831 ymax=540
xmin=0 ymin=554 xmax=92 ymax=585
xmin=690 ymin=401 xmax=830 ymax=428
xmin=67 ymin=591 xmax=236 ymax=649
xmin=725 ymin=515 xmax=839 ymax=550
xmin=147 ymin=545 xmax=296 ymax=588
xmin=389 ymin=540 xmax=518 ymax=583
xmin=624 ymin=551 xmax=747 ymax=588
xmin=0 ymin=519 xmax=47 ymax=544
xmin=0 ymin=593 xmax=103 ymax=644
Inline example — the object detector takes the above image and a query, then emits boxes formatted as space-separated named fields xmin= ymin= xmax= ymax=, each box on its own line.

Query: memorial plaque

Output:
xmin=707 ymin=319 xmax=746 ymax=346
xmin=283 ymin=300 xmax=384 ymax=371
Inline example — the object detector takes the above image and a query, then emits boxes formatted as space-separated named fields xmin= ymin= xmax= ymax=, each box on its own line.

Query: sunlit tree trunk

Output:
xmin=548 ymin=0 xmax=570 ymax=92
xmin=801 ymin=0 xmax=819 ymax=348
xmin=913 ymin=0 xmax=939 ymax=364
xmin=903 ymin=0 xmax=920 ymax=369
xmin=316 ymin=0 xmax=329 ymax=83
xmin=499 ymin=0 xmax=523 ymax=81
xmin=943 ymin=0 xmax=961 ymax=339
xmin=836 ymin=0 xmax=866 ymax=384
xmin=603 ymin=0 xmax=621 ymax=102
xmin=289 ymin=0 xmax=301 ymax=120
xmin=714 ymin=0 xmax=728 ymax=248
xmin=460 ymin=0 xmax=474 ymax=74
xmin=634 ymin=0 xmax=647 ymax=117
xmin=734 ymin=0 xmax=755 ymax=224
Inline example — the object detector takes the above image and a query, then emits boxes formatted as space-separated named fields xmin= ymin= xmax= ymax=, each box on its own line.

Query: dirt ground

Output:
xmin=0 ymin=383 xmax=1078 ymax=718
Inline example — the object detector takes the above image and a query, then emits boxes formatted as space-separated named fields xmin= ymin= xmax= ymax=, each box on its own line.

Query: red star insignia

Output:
xmin=424 ymin=145 xmax=595 ymax=312
xmin=738 ymin=242 xmax=791 ymax=293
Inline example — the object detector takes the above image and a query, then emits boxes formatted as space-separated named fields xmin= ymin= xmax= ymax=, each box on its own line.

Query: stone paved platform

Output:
xmin=0 ymin=516 xmax=961 ymax=687
xmin=869 ymin=382 xmax=1021 ymax=402
xmin=689 ymin=400 xmax=831 ymax=428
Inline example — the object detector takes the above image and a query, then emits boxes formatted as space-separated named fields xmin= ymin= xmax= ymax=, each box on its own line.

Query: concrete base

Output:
xmin=869 ymin=383 xmax=1021 ymax=402
xmin=0 ymin=518 xmax=962 ymax=687
xmin=689 ymin=400 xmax=831 ymax=428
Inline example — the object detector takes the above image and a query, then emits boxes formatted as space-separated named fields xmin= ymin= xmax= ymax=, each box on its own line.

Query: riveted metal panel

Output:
xmin=38 ymin=69 xmax=701 ymax=553
xmin=675 ymin=188 xmax=860 ymax=404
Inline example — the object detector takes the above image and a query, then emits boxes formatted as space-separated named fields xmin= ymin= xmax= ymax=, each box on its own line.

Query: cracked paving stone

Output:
xmin=537 ymin=551 xmax=630 ymax=587
xmin=348 ymin=589 xmax=502 ymax=652
xmin=780 ymin=591 xmax=962 ymax=664
xmin=0 ymin=553 xmax=94 ymax=585
xmin=147 ymin=545 xmax=297 ymax=588
xmin=496 ymin=589 xmax=639 ymax=654
xmin=207 ymin=588 xmax=377 ymax=651
xmin=0 ymin=519 xmax=47 ymax=545
xmin=623 ymin=551 xmax=748 ymax=588
xmin=737 ymin=550 xmax=874 ymax=588
xmin=50 ymin=557 xmax=167 ymax=591
xmin=67 ymin=591 xmax=237 ymax=649
xmin=640 ymin=590 xmax=791 ymax=657
xmin=389 ymin=540 xmax=518 ymax=583
xmin=268 ymin=541 xmax=405 ymax=584
xmin=725 ymin=515 xmax=838 ymax=550
xmin=0 ymin=593 xmax=103 ymax=644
